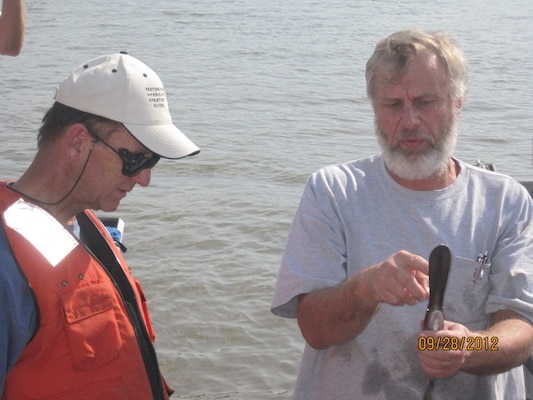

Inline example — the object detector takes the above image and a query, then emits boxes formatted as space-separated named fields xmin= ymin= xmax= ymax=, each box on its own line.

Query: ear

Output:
xmin=64 ymin=123 xmax=94 ymax=158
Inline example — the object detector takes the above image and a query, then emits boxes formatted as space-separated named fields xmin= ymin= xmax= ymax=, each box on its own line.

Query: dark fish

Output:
xmin=422 ymin=245 xmax=451 ymax=400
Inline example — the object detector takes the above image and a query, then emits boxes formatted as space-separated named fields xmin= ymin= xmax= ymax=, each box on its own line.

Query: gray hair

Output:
xmin=38 ymin=102 xmax=121 ymax=149
xmin=365 ymin=29 xmax=468 ymax=102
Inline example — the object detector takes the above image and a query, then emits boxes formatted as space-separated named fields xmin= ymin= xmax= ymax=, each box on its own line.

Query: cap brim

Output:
xmin=124 ymin=123 xmax=200 ymax=159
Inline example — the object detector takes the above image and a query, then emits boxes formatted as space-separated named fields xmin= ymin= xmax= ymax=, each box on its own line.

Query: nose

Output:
xmin=401 ymin=103 xmax=421 ymax=130
xmin=131 ymin=168 xmax=151 ymax=187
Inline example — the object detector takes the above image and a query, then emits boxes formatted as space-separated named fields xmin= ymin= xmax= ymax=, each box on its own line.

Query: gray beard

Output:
xmin=376 ymin=118 xmax=458 ymax=181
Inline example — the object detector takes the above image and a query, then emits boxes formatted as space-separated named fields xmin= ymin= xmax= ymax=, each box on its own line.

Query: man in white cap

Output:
xmin=0 ymin=52 xmax=199 ymax=399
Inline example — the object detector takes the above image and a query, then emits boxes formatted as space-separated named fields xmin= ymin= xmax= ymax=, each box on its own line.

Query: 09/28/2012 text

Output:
xmin=418 ymin=336 xmax=499 ymax=352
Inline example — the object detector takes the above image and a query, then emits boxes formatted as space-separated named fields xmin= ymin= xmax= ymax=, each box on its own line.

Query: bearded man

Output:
xmin=271 ymin=29 xmax=533 ymax=400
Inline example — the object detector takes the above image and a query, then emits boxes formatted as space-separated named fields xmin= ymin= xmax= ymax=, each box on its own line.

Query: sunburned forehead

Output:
xmin=374 ymin=53 xmax=449 ymax=101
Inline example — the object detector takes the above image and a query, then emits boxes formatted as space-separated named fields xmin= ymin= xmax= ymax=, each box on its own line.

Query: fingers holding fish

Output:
xmin=417 ymin=320 xmax=470 ymax=379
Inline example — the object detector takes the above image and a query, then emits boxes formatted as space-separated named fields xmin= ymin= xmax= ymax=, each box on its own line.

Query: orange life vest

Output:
xmin=0 ymin=182 xmax=172 ymax=399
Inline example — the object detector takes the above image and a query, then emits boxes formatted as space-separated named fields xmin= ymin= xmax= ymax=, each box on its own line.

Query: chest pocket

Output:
xmin=442 ymin=256 xmax=491 ymax=329
xmin=62 ymin=282 xmax=122 ymax=370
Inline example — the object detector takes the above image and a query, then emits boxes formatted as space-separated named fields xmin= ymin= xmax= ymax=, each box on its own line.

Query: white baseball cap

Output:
xmin=55 ymin=52 xmax=200 ymax=159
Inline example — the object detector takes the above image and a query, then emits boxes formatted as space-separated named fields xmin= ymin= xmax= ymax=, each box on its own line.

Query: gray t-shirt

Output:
xmin=272 ymin=154 xmax=533 ymax=400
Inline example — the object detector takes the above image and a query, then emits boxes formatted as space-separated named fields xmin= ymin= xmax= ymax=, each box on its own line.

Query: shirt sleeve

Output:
xmin=0 ymin=223 xmax=38 ymax=394
xmin=271 ymin=170 xmax=348 ymax=318
xmin=485 ymin=183 xmax=533 ymax=322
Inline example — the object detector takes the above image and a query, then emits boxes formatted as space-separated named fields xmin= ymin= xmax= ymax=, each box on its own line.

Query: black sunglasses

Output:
xmin=86 ymin=126 xmax=160 ymax=177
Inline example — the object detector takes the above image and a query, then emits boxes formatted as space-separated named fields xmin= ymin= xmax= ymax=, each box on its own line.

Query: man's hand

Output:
xmin=417 ymin=311 xmax=533 ymax=377
xmin=297 ymin=250 xmax=429 ymax=349
xmin=368 ymin=250 xmax=429 ymax=305
xmin=417 ymin=320 xmax=470 ymax=378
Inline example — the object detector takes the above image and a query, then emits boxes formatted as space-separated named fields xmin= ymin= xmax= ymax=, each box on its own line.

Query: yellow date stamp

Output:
xmin=418 ymin=336 xmax=499 ymax=352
